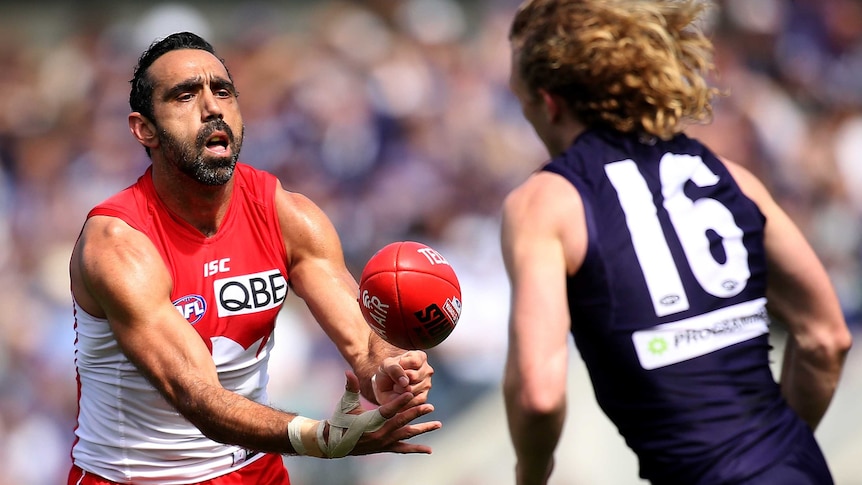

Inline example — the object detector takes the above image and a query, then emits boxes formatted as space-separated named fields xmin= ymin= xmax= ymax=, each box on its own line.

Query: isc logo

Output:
xmin=214 ymin=269 xmax=287 ymax=317
xmin=204 ymin=258 xmax=231 ymax=277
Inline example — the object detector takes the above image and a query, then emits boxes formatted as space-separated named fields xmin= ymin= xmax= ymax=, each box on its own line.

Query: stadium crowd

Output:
xmin=0 ymin=0 xmax=860 ymax=483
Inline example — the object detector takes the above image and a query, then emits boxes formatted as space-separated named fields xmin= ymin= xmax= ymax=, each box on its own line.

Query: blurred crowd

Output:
xmin=0 ymin=0 xmax=860 ymax=483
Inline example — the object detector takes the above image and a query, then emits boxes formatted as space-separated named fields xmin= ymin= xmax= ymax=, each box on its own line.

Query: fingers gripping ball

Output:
xmin=358 ymin=241 xmax=462 ymax=350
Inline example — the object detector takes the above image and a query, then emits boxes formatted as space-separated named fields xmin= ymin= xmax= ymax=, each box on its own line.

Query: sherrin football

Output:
xmin=358 ymin=241 xmax=462 ymax=350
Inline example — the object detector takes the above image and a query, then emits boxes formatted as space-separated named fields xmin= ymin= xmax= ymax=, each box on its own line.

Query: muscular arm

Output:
xmin=724 ymin=160 xmax=852 ymax=429
xmin=71 ymin=216 xmax=300 ymax=452
xmin=274 ymin=185 xmax=434 ymax=406
xmin=501 ymin=172 xmax=587 ymax=485
xmin=71 ymin=215 xmax=438 ymax=456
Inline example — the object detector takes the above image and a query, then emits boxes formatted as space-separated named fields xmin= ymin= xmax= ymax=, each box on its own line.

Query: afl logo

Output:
xmin=173 ymin=294 xmax=207 ymax=325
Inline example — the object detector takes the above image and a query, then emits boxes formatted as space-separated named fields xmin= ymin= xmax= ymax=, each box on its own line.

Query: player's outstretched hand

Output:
xmin=343 ymin=370 xmax=441 ymax=455
xmin=288 ymin=371 xmax=441 ymax=458
xmin=373 ymin=350 xmax=434 ymax=407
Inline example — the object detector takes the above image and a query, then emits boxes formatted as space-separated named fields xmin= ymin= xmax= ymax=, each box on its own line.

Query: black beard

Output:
xmin=158 ymin=119 xmax=243 ymax=186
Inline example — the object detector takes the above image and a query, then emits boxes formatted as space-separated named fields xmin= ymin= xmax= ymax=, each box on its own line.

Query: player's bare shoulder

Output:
xmin=274 ymin=183 xmax=333 ymax=236
xmin=502 ymin=170 xmax=587 ymax=275
xmin=504 ymin=171 xmax=582 ymax=222
xmin=719 ymin=157 xmax=775 ymax=210
xmin=71 ymin=215 xmax=168 ymax=318
xmin=273 ymin=182 xmax=345 ymax=265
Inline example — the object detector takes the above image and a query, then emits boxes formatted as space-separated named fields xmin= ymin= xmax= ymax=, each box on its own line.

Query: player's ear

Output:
xmin=129 ymin=112 xmax=158 ymax=150
xmin=538 ymin=88 xmax=564 ymax=123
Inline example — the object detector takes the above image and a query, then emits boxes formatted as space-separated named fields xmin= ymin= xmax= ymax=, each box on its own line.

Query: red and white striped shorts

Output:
xmin=67 ymin=453 xmax=291 ymax=485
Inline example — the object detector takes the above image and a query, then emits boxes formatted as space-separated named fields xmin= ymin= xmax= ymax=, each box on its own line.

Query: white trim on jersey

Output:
xmin=71 ymin=301 xmax=271 ymax=484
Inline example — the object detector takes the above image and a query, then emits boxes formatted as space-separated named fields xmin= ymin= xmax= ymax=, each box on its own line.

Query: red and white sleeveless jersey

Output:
xmin=71 ymin=163 xmax=288 ymax=484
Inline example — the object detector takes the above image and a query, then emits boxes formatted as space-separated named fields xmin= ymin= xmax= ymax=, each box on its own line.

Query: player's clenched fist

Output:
xmin=372 ymin=350 xmax=434 ymax=407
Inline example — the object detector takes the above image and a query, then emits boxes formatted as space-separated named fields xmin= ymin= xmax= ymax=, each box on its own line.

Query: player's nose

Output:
xmin=200 ymin=89 xmax=223 ymax=120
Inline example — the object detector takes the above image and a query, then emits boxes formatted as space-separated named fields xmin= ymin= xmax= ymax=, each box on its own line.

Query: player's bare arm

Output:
xmin=723 ymin=160 xmax=852 ymax=429
xmin=274 ymin=184 xmax=434 ymax=407
xmin=71 ymin=215 xmax=309 ymax=452
xmin=72 ymin=214 xmax=439 ymax=456
xmin=501 ymin=172 xmax=586 ymax=485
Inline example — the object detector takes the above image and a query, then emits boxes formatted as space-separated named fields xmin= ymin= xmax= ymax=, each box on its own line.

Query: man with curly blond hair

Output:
xmin=501 ymin=1 xmax=852 ymax=484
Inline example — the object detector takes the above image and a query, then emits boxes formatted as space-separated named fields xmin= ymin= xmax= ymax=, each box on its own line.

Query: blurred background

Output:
xmin=1 ymin=0 xmax=861 ymax=483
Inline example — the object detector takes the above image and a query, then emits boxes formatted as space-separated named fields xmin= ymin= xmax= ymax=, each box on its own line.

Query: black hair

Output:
xmin=129 ymin=32 xmax=229 ymax=122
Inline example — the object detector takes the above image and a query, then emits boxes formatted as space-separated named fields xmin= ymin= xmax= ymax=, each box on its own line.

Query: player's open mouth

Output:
xmin=205 ymin=133 xmax=229 ymax=154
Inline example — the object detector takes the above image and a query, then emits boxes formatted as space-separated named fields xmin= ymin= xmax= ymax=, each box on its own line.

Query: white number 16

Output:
xmin=604 ymin=154 xmax=750 ymax=317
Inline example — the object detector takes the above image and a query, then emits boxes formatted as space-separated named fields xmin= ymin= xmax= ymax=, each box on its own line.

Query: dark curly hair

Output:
xmin=129 ymin=32 xmax=231 ymax=123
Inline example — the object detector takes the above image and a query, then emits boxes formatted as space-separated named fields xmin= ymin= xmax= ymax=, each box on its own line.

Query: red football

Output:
xmin=358 ymin=241 xmax=462 ymax=350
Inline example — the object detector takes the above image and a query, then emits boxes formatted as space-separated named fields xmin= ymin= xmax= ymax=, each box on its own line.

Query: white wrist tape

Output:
xmin=320 ymin=388 xmax=387 ymax=458
xmin=287 ymin=416 xmax=323 ymax=457
xmin=287 ymin=416 xmax=307 ymax=454
xmin=287 ymin=388 xmax=388 ymax=458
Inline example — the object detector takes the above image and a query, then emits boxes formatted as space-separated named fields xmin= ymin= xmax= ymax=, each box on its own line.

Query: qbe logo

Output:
xmin=214 ymin=269 xmax=287 ymax=317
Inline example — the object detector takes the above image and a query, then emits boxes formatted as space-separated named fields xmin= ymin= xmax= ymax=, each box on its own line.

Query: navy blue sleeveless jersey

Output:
xmin=543 ymin=129 xmax=823 ymax=484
